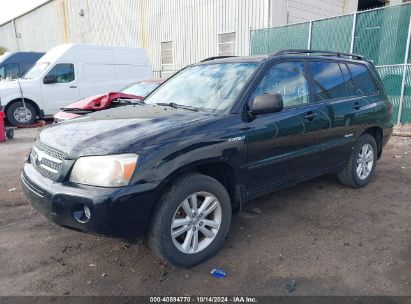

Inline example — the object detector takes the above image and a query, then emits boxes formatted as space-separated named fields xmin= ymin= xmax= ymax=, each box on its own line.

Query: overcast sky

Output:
xmin=0 ymin=0 xmax=48 ymax=24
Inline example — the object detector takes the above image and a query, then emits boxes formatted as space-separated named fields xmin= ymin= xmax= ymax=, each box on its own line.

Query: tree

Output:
xmin=0 ymin=46 xmax=7 ymax=55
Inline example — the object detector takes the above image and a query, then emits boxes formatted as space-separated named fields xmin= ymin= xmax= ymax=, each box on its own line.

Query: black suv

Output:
xmin=21 ymin=50 xmax=393 ymax=267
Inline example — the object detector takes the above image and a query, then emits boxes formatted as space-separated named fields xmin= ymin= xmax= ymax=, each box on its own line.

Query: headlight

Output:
xmin=69 ymin=154 xmax=138 ymax=187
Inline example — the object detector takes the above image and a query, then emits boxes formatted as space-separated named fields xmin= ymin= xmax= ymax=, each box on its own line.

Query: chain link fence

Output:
xmin=250 ymin=3 xmax=411 ymax=124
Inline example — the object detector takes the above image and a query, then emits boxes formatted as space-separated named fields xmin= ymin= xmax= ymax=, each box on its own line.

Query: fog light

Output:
xmin=73 ymin=204 xmax=91 ymax=223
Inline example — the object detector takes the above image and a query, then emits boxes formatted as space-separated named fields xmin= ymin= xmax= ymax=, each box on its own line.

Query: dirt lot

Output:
xmin=0 ymin=127 xmax=410 ymax=296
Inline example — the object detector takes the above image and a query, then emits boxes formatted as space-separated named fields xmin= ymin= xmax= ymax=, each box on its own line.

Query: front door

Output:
xmin=246 ymin=61 xmax=329 ymax=196
xmin=41 ymin=63 xmax=79 ymax=115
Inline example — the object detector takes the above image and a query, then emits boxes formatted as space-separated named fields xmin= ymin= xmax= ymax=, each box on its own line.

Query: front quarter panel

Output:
xmin=130 ymin=114 xmax=247 ymax=186
xmin=0 ymin=81 xmax=42 ymax=108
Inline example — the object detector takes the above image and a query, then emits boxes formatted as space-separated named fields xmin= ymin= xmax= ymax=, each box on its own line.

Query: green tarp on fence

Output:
xmin=250 ymin=3 xmax=411 ymax=124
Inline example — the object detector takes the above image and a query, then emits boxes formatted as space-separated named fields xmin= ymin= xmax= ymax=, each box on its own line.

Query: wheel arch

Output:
xmin=4 ymin=98 xmax=41 ymax=118
xmin=361 ymin=126 xmax=383 ymax=159
xmin=159 ymin=160 xmax=241 ymax=211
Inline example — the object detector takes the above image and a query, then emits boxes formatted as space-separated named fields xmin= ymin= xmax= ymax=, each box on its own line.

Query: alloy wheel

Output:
xmin=356 ymin=143 xmax=374 ymax=180
xmin=171 ymin=192 xmax=222 ymax=254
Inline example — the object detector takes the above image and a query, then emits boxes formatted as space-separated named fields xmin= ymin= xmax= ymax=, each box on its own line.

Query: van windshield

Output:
xmin=144 ymin=63 xmax=258 ymax=112
xmin=23 ymin=62 xmax=50 ymax=79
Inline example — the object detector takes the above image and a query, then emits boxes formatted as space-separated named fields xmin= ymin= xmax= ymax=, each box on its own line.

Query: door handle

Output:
xmin=303 ymin=111 xmax=316 ymax=121
xmin=69 ymin=85 xmax=77 ymax=89
xmin=352 ymin=102 xmax=361 ymax=110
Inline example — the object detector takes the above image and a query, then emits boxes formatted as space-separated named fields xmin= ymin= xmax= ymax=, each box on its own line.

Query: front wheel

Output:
xmin=148 ymin=173 xmax=232 ymax=268
xmin=338 ymin=134 xmax=377 ymax=188
xmin=6 ymin=101 xmax=36 ymax=126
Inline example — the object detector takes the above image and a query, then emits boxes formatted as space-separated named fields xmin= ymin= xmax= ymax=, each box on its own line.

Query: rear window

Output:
xmin=347 ymin=63 xmax=377 ymax=95
xmin=339 ymin=63 xmax=356 ymax=97
xmin=308 ymin=61 xmax=347 ymax=101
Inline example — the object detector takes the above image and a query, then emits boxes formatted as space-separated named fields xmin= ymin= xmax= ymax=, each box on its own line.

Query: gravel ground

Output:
xmin=0 ymin=127 xmax=410 ymax=296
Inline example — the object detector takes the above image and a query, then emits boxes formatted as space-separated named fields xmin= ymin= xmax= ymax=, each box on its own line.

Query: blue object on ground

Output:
xmin=211 ymin=268 xmax=227 ymax=279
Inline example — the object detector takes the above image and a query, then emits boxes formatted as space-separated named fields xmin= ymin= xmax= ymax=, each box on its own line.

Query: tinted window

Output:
xmin=347 ymin=63 xmax=377 ymax=95
xmin=251 ymin=62 xmax=309 ymax=108
xmin=308 ymin=61 xmax=347 ymax=101
xmin=46 ymin=63 xmax=75 ymax=83
xmin=339 ymin=63 xmax=356 ymax=96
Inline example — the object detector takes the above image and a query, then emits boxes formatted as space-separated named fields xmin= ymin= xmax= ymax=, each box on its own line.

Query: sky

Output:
xmin=0 ymin=0 xmax=48 ymax=24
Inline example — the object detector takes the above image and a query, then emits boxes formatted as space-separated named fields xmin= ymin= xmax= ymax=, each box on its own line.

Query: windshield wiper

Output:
xmin=156 ymin=102 xmax=199 ymax=112
xmin=116 ymin=98 xmax=145 ymax=105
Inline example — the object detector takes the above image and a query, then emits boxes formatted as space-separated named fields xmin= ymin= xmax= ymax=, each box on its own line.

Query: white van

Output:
xmin=0 ymin=44 xmax=152 ymax=125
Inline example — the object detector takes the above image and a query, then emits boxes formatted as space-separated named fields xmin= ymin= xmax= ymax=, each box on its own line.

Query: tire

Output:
xmin=148 ymin=173 xmax=232 ymax=268
xmin=338 ymin=134 xmax=377 ymax=188
xmin=6 ymin=129 xmax=14 ymax=139
xmin=6 ymin=101 xmax=36 ymax=126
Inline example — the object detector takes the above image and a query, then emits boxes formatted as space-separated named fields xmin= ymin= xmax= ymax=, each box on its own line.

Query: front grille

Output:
xmin=30 ymin=141 xmax=65 ymax=181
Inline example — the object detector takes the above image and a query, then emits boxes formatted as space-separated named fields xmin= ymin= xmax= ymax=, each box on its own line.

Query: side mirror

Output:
xmin=251 ymin=93 xmax=283 ymax=116
xmin=43 ymin=74 xmax=57 ymax=84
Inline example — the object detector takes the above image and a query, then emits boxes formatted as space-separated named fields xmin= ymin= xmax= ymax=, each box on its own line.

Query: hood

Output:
xmin=39 ymin=104 xmax=211 ymax=158
xmin=0 ymin=79 xmax=19 ymax=90
xmin=0 ymin=78 xmax=38 ymax=99
xmin=62 ymin=92 xmax=143 ymax=111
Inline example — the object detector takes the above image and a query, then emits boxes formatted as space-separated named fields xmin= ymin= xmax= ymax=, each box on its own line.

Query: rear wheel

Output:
xmin=148 ymin=173 xmax=232 ymax=268
xmin=6 ymin=101 xmax=36 ymax=126
xmin=338 ymin=134 xmax=377 ymax=188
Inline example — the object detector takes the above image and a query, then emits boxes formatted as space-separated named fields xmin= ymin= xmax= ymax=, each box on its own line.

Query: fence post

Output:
xmin=12 ymin=19 xmax=20 ymax=51
xmin=397 ymin=16 xmax=411 ymax=125
xmin=307 ymin=21 xmax=312 ymax=50
xmin=349 ymin=12 xmax=357 ymax=53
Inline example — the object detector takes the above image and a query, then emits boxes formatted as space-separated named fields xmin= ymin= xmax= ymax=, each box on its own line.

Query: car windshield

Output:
xmin=121 ymin=82 xmax=161 ymax=97
xmin=23 ymin=62 xmax=49 ymax=79
xmin=144 ymin=63 xmax=258 ymax=112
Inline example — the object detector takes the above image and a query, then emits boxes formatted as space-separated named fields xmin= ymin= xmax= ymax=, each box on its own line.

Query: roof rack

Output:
xmin=274 ymin=49 xmax=366 ymax=60
xmin=200 ymin=55 xmax=237 ymax=62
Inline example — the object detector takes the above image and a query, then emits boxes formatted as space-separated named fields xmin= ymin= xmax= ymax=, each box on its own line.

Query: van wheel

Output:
xmin=338 ymin=134 xmax=377 ymax=188
xmin=6 ymin=101 xmax=36 ymax=126
xmin=148 ymin=173 xmax=232 ymax=268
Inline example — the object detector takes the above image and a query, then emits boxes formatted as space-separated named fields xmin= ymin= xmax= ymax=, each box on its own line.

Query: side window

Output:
xmin=339 ymin=63 xmax=356 ymax=97
xmin=308 ymin=61 xmax=347 ymax=101
xmin=45 ymin=64 xmax=75 ymax=83
xmin=347 ymin=63 xmax=377 ymax=95
xmin=251 ymin=61 xmax=310 ymax=108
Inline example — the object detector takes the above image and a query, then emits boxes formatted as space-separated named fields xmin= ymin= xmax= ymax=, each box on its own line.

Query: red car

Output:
xmin=53 ymin=79 xmax=164 ymax=122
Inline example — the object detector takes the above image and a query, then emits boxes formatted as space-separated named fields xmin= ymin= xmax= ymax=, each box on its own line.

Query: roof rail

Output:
xmin=274 ymin=49 xmax=366 ymax=60
xmin=200 ymin=55 xmax=237 ymax=62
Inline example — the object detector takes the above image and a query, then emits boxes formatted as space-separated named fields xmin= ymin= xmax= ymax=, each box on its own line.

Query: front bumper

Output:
xmin=21 ymin=162 xmax=161 ymax=239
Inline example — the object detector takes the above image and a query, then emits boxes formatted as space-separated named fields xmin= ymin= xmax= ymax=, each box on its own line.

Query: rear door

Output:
xmin=245 ymin=60 xmax=330 ymax=196
xmin=306 ymin=60 xmax=378 ymax=172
